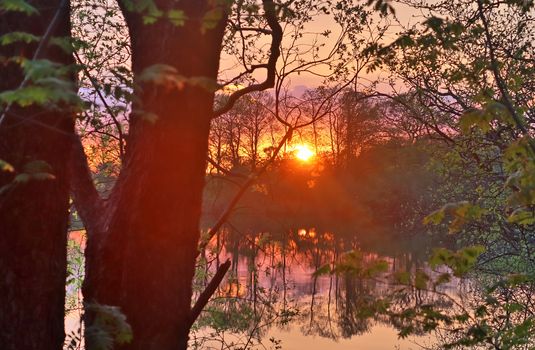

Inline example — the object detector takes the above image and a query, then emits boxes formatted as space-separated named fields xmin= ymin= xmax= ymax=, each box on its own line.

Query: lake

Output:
xmin=65 ymin=224 xmax=534 ymax=350
xmin=189 ymin=226 xmax=467 ymax=350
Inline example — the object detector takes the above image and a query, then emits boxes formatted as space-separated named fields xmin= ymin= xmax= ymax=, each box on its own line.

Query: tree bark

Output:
xmin=82 ymin=2 xmax=227 ymax=349
xmin=0 ymin=1 xmax=75 ymax=349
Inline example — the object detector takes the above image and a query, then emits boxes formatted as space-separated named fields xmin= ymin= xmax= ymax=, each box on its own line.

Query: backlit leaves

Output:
xmin=0 ymin=159 xmax=14 ymax=172
xmin=85 ymin=303 xmax=133 ymax=350
xmin=502 ymin=137 xmax=535 ymax=224
xmin=423 ymin=201 xmax=486 ymax=233
xmin=313 ymin=250 xmax=389 ymax=278
xmin=429 ymin=245 xmax=485 ymax=277
xmin=138 ymin=64 xmax=186 ymax=89
xmin=14 ymin=160 xmax=56 ymax=183
xmin=201 ymin=7 xmax=224 ymax=33
xmin=365 ymin=0 xmax=395 ymax=15
xmin=0 ymin=0 xmax=37 ymax=14
xmin=459 ymin=102 xmax=514 ymax=134
xmin=0 ymin=59 xmax=80 ymax=108
xmin=167 ymin=9 xmax=187 ymax=27
xmin=0 ymin=31 xmax=38 ymax=45
xmin=138 ymin=64 xmax=221 ymax=92
xmin=122 ymin=0 xmax=163 ymax=25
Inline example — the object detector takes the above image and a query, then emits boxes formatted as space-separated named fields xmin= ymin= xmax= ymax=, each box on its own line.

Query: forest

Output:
xmin=0 ymin=0 xmax=534 ymax=349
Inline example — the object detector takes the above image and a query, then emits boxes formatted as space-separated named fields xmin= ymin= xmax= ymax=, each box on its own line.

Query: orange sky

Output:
xmin=219 ymin=2 xmax=421 ymax=91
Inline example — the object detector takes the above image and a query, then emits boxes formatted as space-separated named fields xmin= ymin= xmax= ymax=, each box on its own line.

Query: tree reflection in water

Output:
xmin=189 ymin=227 xmax=534 ymax=350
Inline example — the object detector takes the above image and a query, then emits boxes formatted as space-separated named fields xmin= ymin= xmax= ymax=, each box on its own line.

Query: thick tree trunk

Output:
xmin=0 ymin=1 xmax=74 ymax=349
xmin=82 ymin=2 xmax=227 ymax=350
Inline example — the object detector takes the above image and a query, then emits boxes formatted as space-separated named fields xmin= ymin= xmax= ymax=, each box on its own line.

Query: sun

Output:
xmin=294 ymin=144 xmax=314 ymax=162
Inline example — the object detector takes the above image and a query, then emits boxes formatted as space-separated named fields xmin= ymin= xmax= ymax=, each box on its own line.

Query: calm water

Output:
xmin=189 ymin=227 xmax=463 ymax=350
xmin=65 ymin=225 xmax=533 ymax=349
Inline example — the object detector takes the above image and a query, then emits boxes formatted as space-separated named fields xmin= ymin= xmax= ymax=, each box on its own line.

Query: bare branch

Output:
xmin=188 ymin=259 xmax=232 ymax=328
xmin=74 ymin=51 xmax=126 ymax=159
xmin=213 ymin=0 xmax=283 ymax=117
xmin=198 ymin=126 xmax=293 ymax=254
xmin=70 ymin=135 xmax=106 ymax=235
xmin=207 ymin=156 xmax=247 ymax=178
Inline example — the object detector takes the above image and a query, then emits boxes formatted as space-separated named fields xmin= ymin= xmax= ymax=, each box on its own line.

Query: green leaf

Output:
xmin=424 ymin=201 xmax=486 ymax=233
xmin=0 ymin=86 xmax=52 ymax=106
xmin=49 ymin=36 xmax=76 ymax=54
xmin=23 ymin=160 xmax=53 ymax=174
xmin=507 ymin=209 xmax=535 ymax=225
xmin=414 ymin=270 xmax=429 ymax=290
xmin=459 ymin=109 xmax=491 ymax=133
xmin=423 ymin=208 xmax=445 ymax=225
xmin=429 ymin=246 xmax=485 ymax=277
xmin=312 ymin=263 xmax=331 ymax=277
xmin=429 ymin=248 xmax=453 ymax=268
xmin=14 ymin=173 xmax=31 ymax=183
xmin=85 ymin=303 xmax=133 ymax=349
xmin=0 ymin=0 xmax=38 ymax=14
xmin=394 ymin=271 xmax=410 ymax=285
xmin=434 ymin=273 xmax=451 ymax=287
xmin=0 ymin=31 xmax=39 ymax=45
xmin=506 ymin=273 xmax=530 ymax=286
xmin=167 ymin=9 xmax=187 ymax=27
xmin=138 ymin=64 xmax=186 ymax=89
xmin=201 ymin=7 xmax=224 ymax=33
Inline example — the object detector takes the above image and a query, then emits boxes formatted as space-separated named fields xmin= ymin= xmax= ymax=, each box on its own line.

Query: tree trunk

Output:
xmin=0 ymin=1 xmax=74 ymax=349
xmin=82 ymin=2 xmax=227 ymax=350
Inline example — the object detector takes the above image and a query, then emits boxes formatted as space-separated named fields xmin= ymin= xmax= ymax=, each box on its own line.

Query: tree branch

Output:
xmin=198 ymin=126 xmax=293 ymax=254
xmin=70 ymin=134 xmax=106 ymax=235
xmin=476 ymin=0 xmax=535 ymax=154
xmin=188 ymin=259 xmax=231 ymax=328
xmin=207 ymin=156 xmax=247 ymax=178
xmin=213 ymin=0 xmax=283 ymax=117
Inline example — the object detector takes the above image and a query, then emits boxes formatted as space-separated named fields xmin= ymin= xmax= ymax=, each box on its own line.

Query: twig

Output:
xmin=189 ymin=259 xmax=232 ymax=328
xmin=0 ymin=0 xmax=69 ymax=129
xmin=213 ymin=0 xmax=283 ymax=117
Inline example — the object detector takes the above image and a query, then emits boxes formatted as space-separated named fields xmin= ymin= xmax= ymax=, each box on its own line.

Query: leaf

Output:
xmin=394 ymin=271 xmax=410 ymax=285
xmin=459 ymin=109 xmax=491 ymax=133
xmin=0 ymin=31 xmax=39 ymax=45
xmin=138 ymin=64 xmax=186 ymax=90
xmin=0 ymin=86 xmax=48 ymax=106
xmin=0 ymin=0 xmax=38 ymax=14
xmin=0 ymin=159 xmax=14 ymax=172
xmin=201 ymin=7 xmax=224 ymax=33
xmin=312 ymin=263 xmax=331 ymax=277
xmin=429 ymin=246 xmax=485 ymax=277
xmin=85 ymin=303 xmax=133 ymax=350
xmin=133 ymin=110 xmax=159 ymax=124
xmin=30 ymin=172 xmax=56 ymax=181
xmin=49 ymin=36 xmax=76 ymax=54
xmin=14 ymin=173 xmax=31 ymax=183
xmin=429 ymin=248 xmax=453 ymax=268
xmin=414 ymin=270 xmax=429 ymax=290
xmin=507 ymin=208 xmax=535 ymax=225
xmin=423 ymin=209 xmax=445 ymax=225
xmin=506 ymin=273 xmax=530 ymax=286
xmin=424 ymin=201 xmax=486 ymax=233
xmin=188 ymin=76 xmax=221 ymax=92
xmin=424 ymin=16 xmax=444 ymax=32
xmin=167 ymin=9 xmax=187 ymax=27
xmin=434 ymin=273 xmax=451 ymax=287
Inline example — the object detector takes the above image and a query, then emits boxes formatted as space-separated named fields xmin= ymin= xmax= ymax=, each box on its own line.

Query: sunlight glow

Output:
xmin=294 ymin=144 xmax=314 ymax=162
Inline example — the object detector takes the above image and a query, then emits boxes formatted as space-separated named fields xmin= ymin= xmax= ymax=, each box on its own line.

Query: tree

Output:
xmin=69 ymin=1 xmax=285 ymax=349
xmin=0 ymin=0 xmax=76 ymax=349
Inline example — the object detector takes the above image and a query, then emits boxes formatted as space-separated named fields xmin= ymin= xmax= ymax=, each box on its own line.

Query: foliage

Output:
xmin=84 ymin=303 xmax=133 ymax=350
xmin=319 ymin=245 xmax=535 ymax=349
